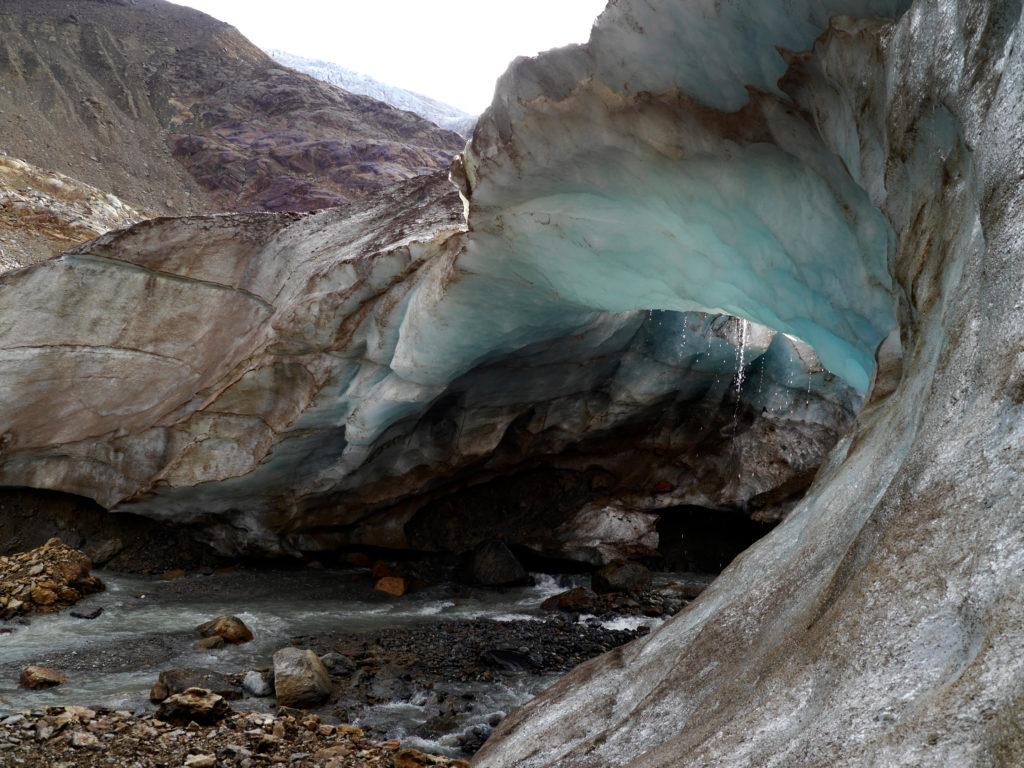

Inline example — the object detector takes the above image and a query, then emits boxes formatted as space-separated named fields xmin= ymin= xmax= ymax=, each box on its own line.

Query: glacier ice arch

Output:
xmin=0 ymin=0 xmax=909 ymax=526
xmin=386 ymin=1 xmax=906 ymax=414
xmin=3 ymin=0 xmax=1022 ymax=764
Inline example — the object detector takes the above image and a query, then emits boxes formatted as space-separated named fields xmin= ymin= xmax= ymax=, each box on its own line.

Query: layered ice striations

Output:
xmin=0 ymin=0 xmax=906 ymax=552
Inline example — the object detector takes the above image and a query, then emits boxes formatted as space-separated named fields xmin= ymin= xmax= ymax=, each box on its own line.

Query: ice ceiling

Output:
xmin=0 ymin=0 xmax=910 ymax=541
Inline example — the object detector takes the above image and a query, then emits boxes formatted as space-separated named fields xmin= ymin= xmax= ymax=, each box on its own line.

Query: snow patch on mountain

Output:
xmin=268 ymin=49 xmax=477 ymax=138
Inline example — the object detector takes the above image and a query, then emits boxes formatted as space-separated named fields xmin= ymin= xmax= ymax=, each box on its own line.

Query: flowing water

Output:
xmin=0 ymin=568 xmax=666 ymax=755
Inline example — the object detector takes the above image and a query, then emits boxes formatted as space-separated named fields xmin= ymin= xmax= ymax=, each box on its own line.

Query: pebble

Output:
xmin=0 ymin=706 xmax=472 ymax=767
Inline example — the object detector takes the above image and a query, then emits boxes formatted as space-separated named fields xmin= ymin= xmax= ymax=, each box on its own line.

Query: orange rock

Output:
xmin=30 ymin=587 xmax=57 ymax=605
xmin=374 ymin=576 xmax=407 ymax=597
xmin=371 ymin=561 xmax=392 ymax=580
xmin=196 ymin=615 xmax=253 ymax=644
xmin=58 ymin=587 xmax=81 ymax=602
xmin=195 ymin=636 xmax=225 ymax=651
xmin=315 ymin=744 xmax=353 ymax=760
xmin=20 ymin=666 xmax=67 ymax=689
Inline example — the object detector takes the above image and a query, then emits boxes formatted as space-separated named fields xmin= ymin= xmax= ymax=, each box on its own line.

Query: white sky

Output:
xmin=169 ymin=0 xmax=608 ymax=114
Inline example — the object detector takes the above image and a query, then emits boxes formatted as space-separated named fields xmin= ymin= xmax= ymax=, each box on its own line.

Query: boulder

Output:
xmin=242 ymin=669 xmax=273 ymax=697
xmin=155 ymin=688 xmax=230 ymax=725
xmin=272 ymin=648 xmax=331 ymax=708
xmin=465 ymin=542 xmax=532 ymax=588
xmin=194 ymin=636 xmax=224 ymax=651
xmin=319 ymin=653 xmax=356 ymax=676
xmin=374 ymin=576 xmax=407 ymax=597
xmin=84 ymin=538 xmax=123 ymax=568
xmin=541 ymin=587 xmax=597 ymax=614
xmin=196 ymin=615 xmax=253 ymax=645
xmin=149 ymin=669 xmax=242 ymax=703
xmin=591 ymin=562 xmax=652 ymax=595
xmin=19 ymin=666 xmax=67 ymax=689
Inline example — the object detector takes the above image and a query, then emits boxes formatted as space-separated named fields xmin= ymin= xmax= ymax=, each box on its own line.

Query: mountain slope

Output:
xmin=268 ymin=49 xmax=477 ymax=138
xmin=0 ymin=153 xmax=142 ymax=272
xmin=0 ymin=0 xmax=465 ymax=214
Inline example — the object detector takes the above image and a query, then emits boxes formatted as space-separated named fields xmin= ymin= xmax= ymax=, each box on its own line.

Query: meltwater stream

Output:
xmin=0 ymin=567 xmax=666 ymax=756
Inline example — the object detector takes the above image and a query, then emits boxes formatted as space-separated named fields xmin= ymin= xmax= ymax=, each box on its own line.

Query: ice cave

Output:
xmin=0 ymin=0 xmax=1022 ymax=764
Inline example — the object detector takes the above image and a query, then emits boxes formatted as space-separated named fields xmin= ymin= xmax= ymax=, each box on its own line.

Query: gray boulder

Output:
xmin=466 ymin=542 xmax=532 ymax=588
xmin=272 ymin=648 xmax=331 ymax=708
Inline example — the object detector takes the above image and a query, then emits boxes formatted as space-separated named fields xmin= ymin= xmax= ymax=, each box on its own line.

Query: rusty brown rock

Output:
xmin=19 ymin=666 xmax=67 ymax=689
xmin=374 ymin=576 xmax=408 ymax=598
xmin=155 ymin=688 xmax=230 ymax=726
xmin=196 ymin=616 xmax=254 ymax=645
xmin=0 ymin=539 xmax=104 ymax=618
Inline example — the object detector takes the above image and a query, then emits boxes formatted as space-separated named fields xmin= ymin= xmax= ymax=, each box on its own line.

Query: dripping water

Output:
xmin=731 ymin=318 xmax=749 ymax=438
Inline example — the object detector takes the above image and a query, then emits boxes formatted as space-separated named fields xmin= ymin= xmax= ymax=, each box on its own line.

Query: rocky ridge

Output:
xmin=0 ymin=0 xmax=463 ymax=214
xmin=0 ymin=154 xmax=142 ymax=272
xmin=268 ymin=50 xmax=477 ymax=138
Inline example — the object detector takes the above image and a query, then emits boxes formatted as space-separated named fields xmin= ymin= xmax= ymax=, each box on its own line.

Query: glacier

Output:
xmin=268 ymin=49 xmax=478 ymax=137
xmin=1 ymin=0 xmax=1023 ymax=763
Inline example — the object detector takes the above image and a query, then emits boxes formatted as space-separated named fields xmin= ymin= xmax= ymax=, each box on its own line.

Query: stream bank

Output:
xmin=0 ymin=565 xmax=701 ymax=758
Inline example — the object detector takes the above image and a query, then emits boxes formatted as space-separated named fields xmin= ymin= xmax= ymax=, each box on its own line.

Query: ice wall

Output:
xmin=0 ymin=0 xmax=908 ymax=555
xmin=476 ymin=0 xmax=1024 ymax=765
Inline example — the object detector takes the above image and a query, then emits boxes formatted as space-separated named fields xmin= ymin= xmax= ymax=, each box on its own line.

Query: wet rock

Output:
xmin=70 ymin=606 xmax=103 ymax=620
xmin=19 ymin=666 xmax=67 ymax=689
xmin=374 ymin=576 xmax=407 ymax=597
xmin=465 ymin=542 xmax=532 ymax=588
xmin=455 ymin=722 xmax=494 ymax=754
xmin=591 ymin=562 xmax=652 ymax=595
xmin=195 ymin=635 xmax=225 ymax=651
xmin=242 ymin=670 xmax=273 ymax=697
xmin=273 ymin=649 xmax=331 ymax=708
xmin=541 ymin=587 xmax=598 ymax=614
xmin=155 ymin=688 xmax=230 ymax=726
xmin=479 ymin=647 xmax=544 ymax=672
xmin=150 ymin=670 xmax=242 ymax=703
xmin=84 ymin=537 xmax=123 ymax=568
xmin=320 ymin=652 xmax=356 ymax=676
xmin=196 ymin=615 xmax=253 ymax=645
